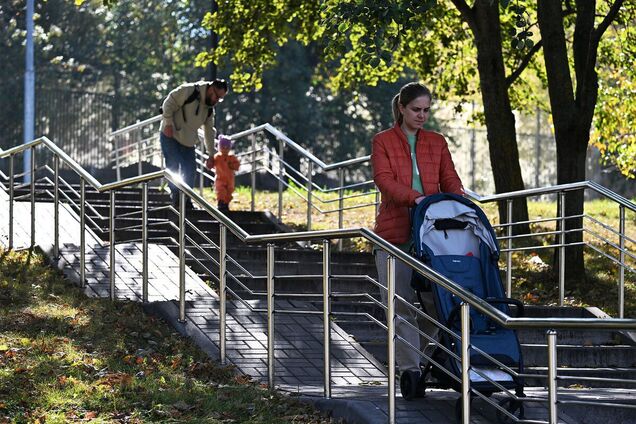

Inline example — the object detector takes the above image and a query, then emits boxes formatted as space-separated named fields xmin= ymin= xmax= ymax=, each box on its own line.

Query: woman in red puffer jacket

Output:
xmin=371 ymin=82 xmax=464 ymax=398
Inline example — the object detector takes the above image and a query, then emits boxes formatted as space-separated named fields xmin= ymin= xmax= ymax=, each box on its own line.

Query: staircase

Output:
xmin=15 ymin=182 xmax=636 ymax=392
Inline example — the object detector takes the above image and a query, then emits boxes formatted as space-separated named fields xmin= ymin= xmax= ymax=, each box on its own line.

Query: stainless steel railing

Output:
xmin=110 ymin=117 xmax=635 ymax=320
xmin=6 ymin=136 xmax=636 ymax=423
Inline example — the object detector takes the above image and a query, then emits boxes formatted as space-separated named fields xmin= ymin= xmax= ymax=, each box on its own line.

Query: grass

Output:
xmin=0 ymin=248 xmax=335 ymax=423
xmin=204 ymin=186 xmax=636 ymax=316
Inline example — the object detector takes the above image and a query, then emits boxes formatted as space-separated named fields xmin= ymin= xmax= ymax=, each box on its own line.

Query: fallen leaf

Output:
xmin=84 ymin=411 xmax=98 ymax=419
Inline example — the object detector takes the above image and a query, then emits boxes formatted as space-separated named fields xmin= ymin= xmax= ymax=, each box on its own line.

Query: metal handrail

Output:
xmin=465 ymin=182 xmax=636 ymax=212
xmin=3 ymin=136 xmax=636 ymax=423
xmin=2 ymin=136 xmax=634 ymax=331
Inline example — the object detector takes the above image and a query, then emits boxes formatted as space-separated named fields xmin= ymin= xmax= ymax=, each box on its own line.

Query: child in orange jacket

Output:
xmin=206 ymin=135 xmax=240 ymax=211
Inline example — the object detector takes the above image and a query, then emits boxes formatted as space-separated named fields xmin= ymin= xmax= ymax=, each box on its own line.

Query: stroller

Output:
xmin=404 ymin=193 xmax=525 ymax=422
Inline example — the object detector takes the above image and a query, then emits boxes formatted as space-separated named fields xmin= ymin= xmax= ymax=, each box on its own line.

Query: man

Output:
xmin=159 ymin=79 xmax=228 ymax=208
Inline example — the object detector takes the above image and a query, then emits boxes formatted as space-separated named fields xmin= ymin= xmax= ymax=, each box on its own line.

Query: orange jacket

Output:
xmin=212 ymin=152 xmax=240 ymax=184
xmin=371 ymin=123 xmax=464 ymax=244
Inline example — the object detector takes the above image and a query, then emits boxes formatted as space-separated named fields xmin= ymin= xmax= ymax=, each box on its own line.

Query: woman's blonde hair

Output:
xmin=392 ymin=82 xmax=432 ymax=124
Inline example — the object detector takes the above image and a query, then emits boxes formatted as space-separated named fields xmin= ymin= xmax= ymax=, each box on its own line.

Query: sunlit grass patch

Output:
xmin=0 ymin=248 xmax=335 ymax=423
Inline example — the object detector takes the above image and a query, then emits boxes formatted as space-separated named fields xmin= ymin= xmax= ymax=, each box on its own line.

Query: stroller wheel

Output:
xmin=400 ymin=370 xmax=420 ymax=400
xmin=496 ymin=398 xmax=524 ymax=424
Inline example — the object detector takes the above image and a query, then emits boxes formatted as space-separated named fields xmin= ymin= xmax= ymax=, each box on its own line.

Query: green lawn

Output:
xmin=205 ymin=187 xmax=636 ymax=316
xmin=0 ymin=248 xmax=334 ymax=423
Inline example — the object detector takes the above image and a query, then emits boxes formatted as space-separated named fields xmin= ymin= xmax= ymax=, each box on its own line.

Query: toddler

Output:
xmin=207 ymin=135 xmax=240 ymax=211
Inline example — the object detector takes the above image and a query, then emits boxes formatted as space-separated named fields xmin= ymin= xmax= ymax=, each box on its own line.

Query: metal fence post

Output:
xmin=461 ymin=303 xmax=471 ymax=424
xmin=8 ymin=154 xmax=14 ymax=250
xmin=80 ymin=178 xmax=86 ymax=288
xmin=30 ymin=146 xmax=36 ymax=247
xmin=109 ymin=189 xmax=116 ymax=300
xmin=278 ymin=138 xmax=284 ymax=221
xmin=307 ymin=161 xmax=313 ymax=231
xmin=142 ymin=183 xmax=148 ymax=303
xmin=559 ymin=191 xmax=565 ymax=306
xmin=322 ymin=239 xmax=331 ymax=398
xmin=547 ymin=330 xmax=558 ymax=424
xmin=267 ymin=243 xmax=275 ymax=389
xmin=178 ymin=191 xmax=186 ymax=323
xmin=386 ymin=254 xmax=396 ymax=424
xmin=506 ymin=199 xmax=513 ymax=297
xmin=619 ymin=205 xmax=625 ymax=318
xmin=53 ymin=155 xmax=59 ymax=259
xmin=251 ymin=134 xmax=256 ymax=212
xmin=219 ymin=225 xmax=227 ymax=364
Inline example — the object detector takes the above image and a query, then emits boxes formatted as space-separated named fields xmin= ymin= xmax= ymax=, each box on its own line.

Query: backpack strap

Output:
xmin=182 ymin=85 xmax=214 ymax=122
xmin=182 ymin=85 xmax=201 ymax=123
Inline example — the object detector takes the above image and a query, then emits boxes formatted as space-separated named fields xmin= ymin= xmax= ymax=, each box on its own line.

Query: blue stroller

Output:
xmin=406 ymin=193 xmax=525 ymax=422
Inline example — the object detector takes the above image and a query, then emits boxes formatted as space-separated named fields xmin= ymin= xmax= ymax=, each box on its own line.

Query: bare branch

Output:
xmin=592 ymin=0 xmax=625 ymax=47
xmin=450 ymin=0 xmax=476 ymax=31
xmin=506 ymin=39 xmax=543 ymax=87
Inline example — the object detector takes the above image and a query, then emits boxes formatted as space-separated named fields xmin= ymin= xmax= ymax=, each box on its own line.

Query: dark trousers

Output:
xmin=160 ymin=133 xmax=196 ymax=201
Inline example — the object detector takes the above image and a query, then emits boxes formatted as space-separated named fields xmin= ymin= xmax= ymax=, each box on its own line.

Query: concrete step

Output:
xmin=523 ymin=367 xmax=636 ymax=389
xmin=521 ymin=344 xmax=636 ymax=368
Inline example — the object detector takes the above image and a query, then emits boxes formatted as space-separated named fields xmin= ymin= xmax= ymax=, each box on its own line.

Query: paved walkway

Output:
xmin=0 ymin=191 xmax=588 ymax=423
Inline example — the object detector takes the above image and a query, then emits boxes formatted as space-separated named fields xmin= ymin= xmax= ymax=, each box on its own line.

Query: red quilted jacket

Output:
xmin=371 ymin=123 xmax=464 ymax=244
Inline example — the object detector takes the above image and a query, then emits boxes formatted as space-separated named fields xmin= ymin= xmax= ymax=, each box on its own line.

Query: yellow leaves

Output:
xmin=170 ymin=357 xmax=182 ymax=369
xmin=97 ymin=372 xmax=133 ymax=388
xmin=233 ymin=374 xmax=252 ymax=385
xmin=523 ymin=292 xmax=540 ymax=304
xmin=122 ymin=354 xmax=145 ymax=366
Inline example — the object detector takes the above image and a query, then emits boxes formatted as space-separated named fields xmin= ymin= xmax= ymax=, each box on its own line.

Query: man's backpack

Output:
xmin=159 ymin=84 xmax=213 ymax=122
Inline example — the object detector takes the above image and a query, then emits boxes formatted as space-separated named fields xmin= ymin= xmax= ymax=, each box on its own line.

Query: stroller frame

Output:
xmin=405 ymin=193 xmax=526 ymax=422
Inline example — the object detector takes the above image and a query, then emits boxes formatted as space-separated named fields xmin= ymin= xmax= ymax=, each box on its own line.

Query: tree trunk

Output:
xmin=537 ymin=0 xmax=606 ymax=283
xmin=471 ymin=1 xmax=530 ymax=234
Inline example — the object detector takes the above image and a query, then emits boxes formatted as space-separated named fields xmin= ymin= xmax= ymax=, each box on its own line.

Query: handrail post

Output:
xmin=267 ymin=243 xmax=275 ymax=389
xmin=322 ymin=239 xmax=331 ymax=398
xmin=137 ymin=129 xmax=143 ymax=177
xmin=547 ymin=330 xmax=558 ymax=424
xmin=461 ymin=303 xmax=471 ymax=424
xmin=337 ymin=169 xmax=344 ymax=252
xmin=30 ymin=146 xmax=36 ymax=247
xmin=199 ymin=137 xmax=205 ymax=195
xmin=559 ymin=191 xmax=565 ymax=306
xmin=251 ymin=134 xmax=256 ymax=212
xmin=109 ymin=189 xmax=116 ymax=300
xmin=53 ymin=154 xmax=60 ymax=259
xmin=8 ymin=154 xmax=14 ymax=250
xmin=619 ymin=205 xmax=625 ymax=318
xmin=277 ymin=138 xmax=284 ymax=221
xmin=115 ymin=135 xmax=121 ymax=181
xmin=506 ymin=199 xmax=513 ymax=297
xmin=307 ymin=161 xmax=313 ymax=232
xmin=80 ymin=178 xmax=86 ymax=288
xmin=178 ymin=191 xmax=186 ymax=323
xmin=386 ymin=254 xmax=396 ymax=424
xmin=375 ymin=189 xmax=380 ymax=217
xmin=142 ymin=182 xmax=149 ymax=302
xmin=219 ymin=225 xmax=227 ymax=364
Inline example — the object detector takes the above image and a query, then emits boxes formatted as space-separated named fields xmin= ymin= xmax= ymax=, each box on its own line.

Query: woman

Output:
xmin=371 ymin=82 xmax=464 ymax=398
